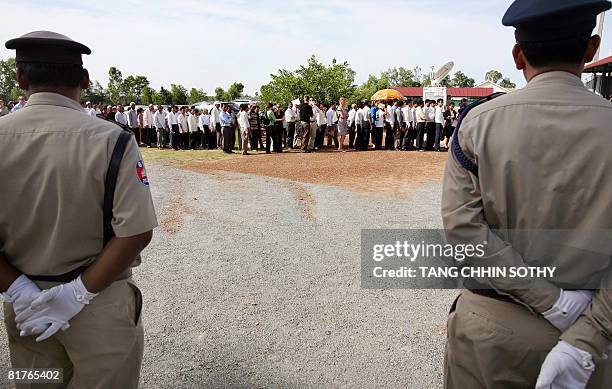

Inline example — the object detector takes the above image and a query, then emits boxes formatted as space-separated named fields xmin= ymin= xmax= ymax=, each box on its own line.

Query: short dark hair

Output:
xmin=519 ymin=34 xmax=591 ymax=68
xmin=17 ymin=61 xmax=84 ymax=87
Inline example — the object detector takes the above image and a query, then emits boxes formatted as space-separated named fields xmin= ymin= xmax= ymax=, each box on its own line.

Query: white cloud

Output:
xmin=1 ymin=0 xmax=610 ymax=96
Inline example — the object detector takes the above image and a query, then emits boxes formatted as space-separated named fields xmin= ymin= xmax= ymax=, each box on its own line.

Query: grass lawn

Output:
xmin=141 ymin=148 xmax=239 ymax=166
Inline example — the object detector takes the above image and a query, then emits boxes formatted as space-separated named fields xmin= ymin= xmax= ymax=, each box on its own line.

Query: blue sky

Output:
xmin=1 ymin=0 xmax=610 ymax=95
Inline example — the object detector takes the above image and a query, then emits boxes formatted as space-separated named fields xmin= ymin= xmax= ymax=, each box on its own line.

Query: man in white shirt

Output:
xmin=424 ymin=100 xmax=436 ymax=150
xmin=374 ymin=103 xmax=386 ymax=150
xmin=353 ymin=102 xmax=364 ymax=150
xmin=143 ymin=104 xmax=155 ymax=147
xmin=10 ymin=96 xmax=26 ymax=113
xmin=153 ymin=105 xmax=167 ymax=149
xmin=401 ymin=100 xmax=415 ymax=150
xmin=126 ymin=102 xmax=140 ymax=144
xmin=434 ymin=99 xmax=445 ymax=152
xmin=285 ymin=102 xmax=296 ymax=149
xmin=84 ymin=101 xmax=96 ymax=117
xmin=326 ymin=103 xmax=338 ymax=149
xmin=114 ymin=105 xmax=128 ymax=125
xmin=360 ymin=102 xmax=372 ymax=150
xmin=393 ymin=101 xmax=404 ymax=150
xmin=166 ymin=105 xmax=179 ymax=150
xmin=177 ymin=107 xmax=189 ymax=150
xmin=311 ymin=101 xmax=323 ymax=149
xmin=237 ymin=104 xmax=251 ymax=155
xmin=415 ymin=100 xmax=427 ymax=151
xmin=348 ymin=104 xmax=356 ymax=149
xmin=210 ymin=103 xmax=222 ymax=149
xmin=385 ymin=103 xmax=396 ymax=150
xmin=198 ymin=109 xmax=212 ymax=149
xmin=188 ymin=108 xmax=199 ymax=149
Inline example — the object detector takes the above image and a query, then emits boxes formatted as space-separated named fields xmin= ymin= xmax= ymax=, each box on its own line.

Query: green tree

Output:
xmin=226 ymin=82 xmax=244 ymax=100
xmin=440 ymin=75 xmax=454 ymax=87
xmin=188 ymin=87 xmax=208 ymax=104
xmin=106 ymin=66 xmax=125 ymax=104
xmin=260 ymin=55 xmax=355 ymax=105
xmin=0 ymin=57 xmax=19 ymax=102
xmin=452 ymin=71 xmax=475 ymax=88
xmin=259 ymin=70 xmax=300 ymax=104
xmin=122 ymin=75 xmax=149 ymax=104
xmin=485 ymin=70 xmax=503 ymax=83
xmin=214 ymin=87 xmax=227 ymax=101
xmin=141 ymin=86 xmax=155 ymax=105
xmin=107 ymin=67 xmax=124 ymax=104
xmin=351 ymin=73 xmax=390 ymax=102
xmin=499 ymin=77 xmax=516 ymax=89
xmin=352 ymin=66 xmax=423 ymax=102
xmin=153 ymin=87 xmax=172 ymax=105
xmin=384 ymin=67 xmax=420 ymax=87
xmin=169 ymin=84 xmax=188 ymax=105
xmin=82 ymin=80 xmax=108 ymax=104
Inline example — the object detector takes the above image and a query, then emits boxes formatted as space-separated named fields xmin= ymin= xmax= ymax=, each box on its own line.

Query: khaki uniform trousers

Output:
xmin=445 ymin=290 xmax=612 ymax=389
xmin=300 ymin=121 xmax=316 ymax=151
xmin=4 ymin=279 xmax=144 ymax=389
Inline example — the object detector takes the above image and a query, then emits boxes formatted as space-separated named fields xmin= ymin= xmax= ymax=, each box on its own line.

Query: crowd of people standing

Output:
xmin=99 ymin=96 xmax=461 ymax=154
xmin=275 ymin=95 xmax=460 ymax=153
xmin=1 ymin=94 xmax=462 ymax=154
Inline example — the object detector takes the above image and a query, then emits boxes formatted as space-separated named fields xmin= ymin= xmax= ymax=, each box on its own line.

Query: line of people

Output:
xmin=288 ymin=95 xmax=459 ymax=153
xmin=84 ymin=98 xmax=460 ymax=154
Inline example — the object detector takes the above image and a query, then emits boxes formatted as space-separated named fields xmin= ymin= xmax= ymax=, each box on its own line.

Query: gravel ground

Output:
xmin=0 ymin=157 xmax=457 ymax=389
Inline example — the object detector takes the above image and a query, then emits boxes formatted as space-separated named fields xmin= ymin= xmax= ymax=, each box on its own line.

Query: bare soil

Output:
xmin=185 ymin=150 xmax=447 ymax=198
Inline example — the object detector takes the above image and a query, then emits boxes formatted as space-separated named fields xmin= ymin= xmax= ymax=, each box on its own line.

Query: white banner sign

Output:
xmin=423 ymin=87 xmax=447 ymax=104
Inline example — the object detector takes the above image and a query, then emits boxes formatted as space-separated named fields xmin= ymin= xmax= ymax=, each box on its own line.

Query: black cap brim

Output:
xmin=6 ymin=36 xmax=90 ymax=54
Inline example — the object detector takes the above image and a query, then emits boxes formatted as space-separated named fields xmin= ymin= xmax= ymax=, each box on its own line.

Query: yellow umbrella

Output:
xmin=371 ymin=89 xmax=405 ymax=102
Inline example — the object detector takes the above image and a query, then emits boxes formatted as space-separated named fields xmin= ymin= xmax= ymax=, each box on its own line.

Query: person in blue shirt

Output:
xmin=220 ymin=105 xmax=233 ymax=154
xmin=370 ymin=103 xmax=378 ymax=147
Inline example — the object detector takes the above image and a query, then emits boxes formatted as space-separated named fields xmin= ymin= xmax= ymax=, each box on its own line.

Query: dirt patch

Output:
xmin=185 ymin=150 xmax=447 ymax=198
xmin=282 ymin=181 xmax=317 ymax=221
xmin=160 ymin=194 xmax=193 ymax=235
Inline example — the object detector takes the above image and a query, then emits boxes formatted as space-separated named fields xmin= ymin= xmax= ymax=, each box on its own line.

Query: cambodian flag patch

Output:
xmin=136 ymin=160 xmax=149 ymax=186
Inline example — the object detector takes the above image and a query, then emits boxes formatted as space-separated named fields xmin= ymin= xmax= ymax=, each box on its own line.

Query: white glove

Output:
xmin=15 ymin=276 xmax=98 ymax=342
xmin=536 ymin=341 xmax=595 ymax=389
xmin=0 ymin=275 xmax=42 ymax=316
xmin=542 ymin=290 xmax=593 ymax=332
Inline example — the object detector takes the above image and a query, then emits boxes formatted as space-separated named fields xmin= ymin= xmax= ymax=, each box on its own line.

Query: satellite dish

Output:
xmin=432 ymin=61 xmax=454 ymax=86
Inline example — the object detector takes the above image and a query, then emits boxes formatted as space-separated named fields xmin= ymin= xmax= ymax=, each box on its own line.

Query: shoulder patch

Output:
xmin=136 ymin=160 xmax=149 ymax=186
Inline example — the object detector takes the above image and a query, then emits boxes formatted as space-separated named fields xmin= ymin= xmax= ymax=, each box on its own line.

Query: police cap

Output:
xmin=502 ymin=0 xmax=611 ymax=42
xmin=5 ymin=31 xmax=91 ymax=65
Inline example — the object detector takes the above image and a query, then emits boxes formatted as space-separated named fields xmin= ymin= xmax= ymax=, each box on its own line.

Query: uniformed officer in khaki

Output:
xmin=0 ymin=31 xmax=158 ymax=388
xmin=442 ymin=1 xmax=612 ymax=388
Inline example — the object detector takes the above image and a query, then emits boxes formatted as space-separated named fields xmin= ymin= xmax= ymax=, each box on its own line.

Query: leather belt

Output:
xmin=27 ymin=267 xmax=132 ymax=283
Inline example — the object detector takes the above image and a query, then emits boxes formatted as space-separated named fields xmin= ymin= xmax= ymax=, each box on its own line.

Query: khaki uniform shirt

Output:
xmin=442 ymin=71 xmax=612 ymax=360
xmin=0 ymin=92 xmax=158 ymax=277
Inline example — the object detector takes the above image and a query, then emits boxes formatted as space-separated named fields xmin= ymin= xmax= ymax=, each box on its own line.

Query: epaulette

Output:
xmin=451 ymin=93 xmax=506 ymax=177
